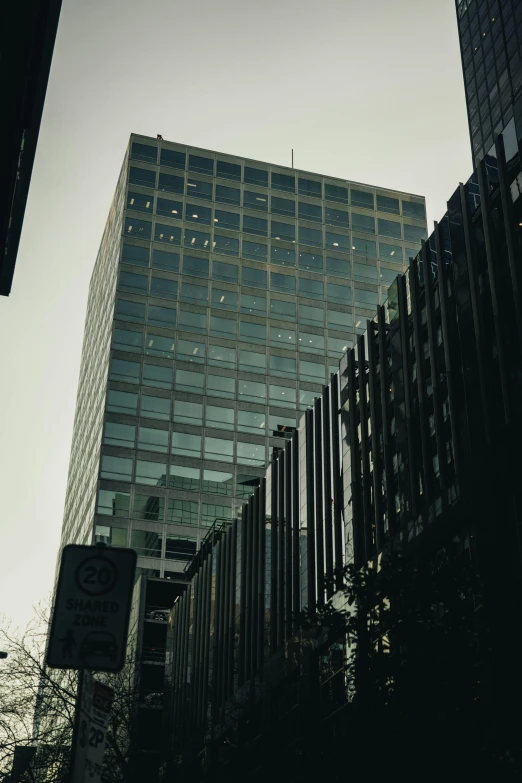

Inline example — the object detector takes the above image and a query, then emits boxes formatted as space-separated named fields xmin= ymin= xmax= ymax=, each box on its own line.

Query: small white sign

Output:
xmin=72 ymin=671 xmax=114 ymax=783
xmin=47 ymin=545 xmax=136 ymax=671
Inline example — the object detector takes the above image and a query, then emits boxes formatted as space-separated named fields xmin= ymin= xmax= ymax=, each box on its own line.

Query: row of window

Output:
xmin=125 ymin=204 xmax=426 ymax=245
xmin=107 ymin=389 xmax=297 ymax=434
xmin=130 ymin=144 xmax=426 ymax=219
xmin=96 ymin=524 xmax=198 ymax=562
xmin=122 ymin=239 xmax=408 ymax=274
xmin=109 ymin=359 xmax=331 ymax=402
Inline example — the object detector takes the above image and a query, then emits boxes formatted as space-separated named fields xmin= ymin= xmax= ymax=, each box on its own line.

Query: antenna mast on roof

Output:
xmin=291 ymin=149 xmax=294 ymax=168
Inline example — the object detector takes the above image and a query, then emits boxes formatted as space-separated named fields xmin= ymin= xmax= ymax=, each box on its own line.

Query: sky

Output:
xmin=0 ymin=0 xmax=471 ymax=630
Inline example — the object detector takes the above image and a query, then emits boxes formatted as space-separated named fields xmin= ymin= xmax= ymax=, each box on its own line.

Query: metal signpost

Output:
xmin=46 ymin=544 xmax=136 ymax=782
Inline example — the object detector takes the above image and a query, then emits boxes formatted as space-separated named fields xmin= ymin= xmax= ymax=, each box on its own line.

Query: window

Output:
xmin=127 ymin=192 xmax=153 ymax=214
xmin=206 ymin=404 xmax=234 ymax=430
xmin=270 ymin=272 xmax=295 ymax=294
xmin=154 ymin=224 xmax=181 ymax=245
xmin=184 ymin=228 xmax=211 ymax=250
xmin=208 ymin=345 xmax=236 ymax=368
xmin=207 ymin=374 xmax=235 ymax=398
xmin=298 ymin=332 xmax=324 ymax=354
xmin=186 ymin=177 xmax=212 ymax=200
xmin=298 ymin=177 xmax=321 ymax=198
xmin=141 ymin=394 xmax=170 ymax=420
xmin=379 ymin=242 xmax=403 ymax=261
xmin=156 ymin=197 xmax=182 ymax=218
xmin=237 ymin=411 xmax=266 ymax=444
xmin=271 ymin=220 xmax=295 ymax=242
xmin=173 ymin=400 xmax=203 ymax=426
xmin=104 ymin=422 xmax=135 ymax=448
xmin=122 ymin=242 xmax=149 ymax=266
xmin=130 ymin=530 xmax=161 ymax=558
xmin=145 ymin=333 xmax=175 ymax=358
xmin=240 ymin=293 xmax=266 ymax=316
xmin=242 ymin=240 xmax=267 ymax=262
xmin=240 ymin=320 xmax=266 ymax=344
xmin=244 ymin=190 xmax=268 ymax=211
xmin=327 ymin=282 xmax=352 ymax=304
xmin=298 ymin=202 xmax=322 ymax=222
xmin=270 ymin=297 xmax=296 ymax=320
xmin=325 ymin=206 xmax=349 ymax=227
xmin=299 ymin=304 xmax=324 ymax=326
xmin=269 ymin=414 xmax=296 ymax=438
xmin=142 ymin=363 xmax=172 ymax=389
xmin=110 ymin=359 xmax=140 ymax=384
xmin=353 ymin=262 xmax=378 ymax=283
xmin=351 ymin=212 xmax=375 ymax=234
xmin=202 ymin=470 xmax=233 ymax=495
xmin=298 ymin=277 xmax=324 ymax=299
xmin=243 ymin=215 xmax=268 ymax=236
xmin=354 ymin=288 xmax=379 ymax=308
xmin=183 ymin=254 xmax=209 ymax=277
xmin=298 ymin=251 xmax=323 ymax=272
xmin=171 ymin=432 xmax=201 ymax=458
xmin=97 ymin=489 xmax=130 ymax=517
xmin=131 ymin=142 xmax=157 ymax=162
xmin=101 ymin=455 xmax=133 ymax=482
xmin=271 ymin=172 xmax=295 ymax=193
xmin=326 ymin=256 xmax=350 ymax=277
xmin=299 ymin=389 xmax=317 ymax=409
xmin=168 ymin=469 xmax=200 ymax=494
xmin=185 ymin=203 xmax=211 ymax=225
xmin=403 ymin=223 xmax=427 ymax=243
xmin=175 ymin=369 xmax=204 ymax=392
xmin=238 ymin=379 xmax=266 ymax=402
xmin=152 ymin=248 xmax=179 ymax=272
xmin=298 ymin=225 xmax=322 ymax=247
xmin=150 ymin=277 xmax=178 ymax=301
xmin=271 ymin=196 xmax=295 ymax=217
xmin=107 ymin=390 xmax=138 ymax=416
xmin=214 ymin=210 xmax=240 ymax=231
xmin=167 ymin=498 xmax=199 ymax=526
xmin=189 ymin=154 xmax=214 ymax=175
xmin=165 ymin=535 xmax=197 ymax=561
xmin=213 ymin=233 xmax=239 ymax=256
xmin=351 ymin=189 xmax=374 ymax=210
xmin=325 ymin=231 xmax=349 ymax=252
xmin=239 ymin=349 xmax=266 ymax=373
xmin=129 ymin=167 xmax=156 ymax=188
xmin=325 ymin=183 xmax=348 ymax=203
xmin=210 ymin=314 xmax=237 ymax=339
xmin=201 ymin=503 xmax=233 ymax=526
xmin=242 ymin=266 xmax=267 ymax=288
xmin=132 ymin=493 xmax=165 ymax=522
xmin=177 ymin=338 xmax=205 ymax=363
xmin=236 ymin=475 xmax=261 ymax=498
xmin=300 ymin=360 xmax=325 ymax=383
xmin=244 ymin=166 xmax=268 ymax=186
xmin=204 ymin=437 xmax=234 ymax=462
xmin=217 ymin=159 xmax=241 ymax=180
xmin=113 ymin=328 xmax=143 ymax=353
xmin=178 ymin=309 xmax=207 ymax=334
xmin=270 ymin=354 xmax=296 ymax=378
xmin=269 ymin=384 xmax=296 ymax=407
xmin=378 ymin=218 xmax=402 ymax=239
xmin=237 ymin=442 xmax=265 ymax=466
xmin=270 ymin=326 xmax=296 ymax=348
xmin=377 ymin=194 xmax=400 ymax=214
xmin=328 ymin=336 xmax=351 ymax=357
xmin=138 ymin=426 xmax=168 ymax=453
xmin=158 ymin=172 xmax=184 ymax=194
xmin=212 ymin=260 xmax=238 ymax=284
xmin=271 ymin=243 xmax=296 ymax=267
xmin=402 ymin=201 xmax=425 ymax=220
xmin=119 ymin=270 xmax=148 ymax=295
xmin=380 ymin=266 xmax=400 ymax=285
xmin=180 ymin=282 xmax=208 ymax=305
xmin=160 ymin=148 xmax=185 ymax=170
xmin=211 ymin=287 xmax=237 ymax=311
xmin=352 ymin=237 xmax=377 ymax=258
xmin=216 ymin=184 xmax=240 ymax=205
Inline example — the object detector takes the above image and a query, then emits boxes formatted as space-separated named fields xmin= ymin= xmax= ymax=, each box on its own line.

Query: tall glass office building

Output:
xmin=456 ymin=0 xmax=522 ymax=161
xmin=58 ymin=134 xmax=426 ymax=580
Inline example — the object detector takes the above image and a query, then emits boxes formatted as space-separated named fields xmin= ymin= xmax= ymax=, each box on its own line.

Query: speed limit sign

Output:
xmin=46 ymin=545 xmax=136 ymax=671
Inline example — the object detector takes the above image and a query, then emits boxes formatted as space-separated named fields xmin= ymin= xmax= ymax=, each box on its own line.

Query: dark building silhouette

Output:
xmin=0 ymin=0 xmax=63 ymax=296
xmin=163 ymin=115 xmax=522 ymax=779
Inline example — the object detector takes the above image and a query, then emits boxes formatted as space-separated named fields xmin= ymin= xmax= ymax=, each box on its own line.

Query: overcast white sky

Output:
xmin=0 ymin=0 xmax=471 ymax=629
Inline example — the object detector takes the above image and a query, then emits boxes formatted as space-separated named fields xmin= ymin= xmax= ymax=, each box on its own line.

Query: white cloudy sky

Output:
xmin=0 ymin=0 xmax=470 ymax=629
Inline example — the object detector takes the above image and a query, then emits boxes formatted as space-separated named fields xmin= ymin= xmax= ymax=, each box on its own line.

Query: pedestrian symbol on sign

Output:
xmin=57 ymin=630 xmax=76 ymax=658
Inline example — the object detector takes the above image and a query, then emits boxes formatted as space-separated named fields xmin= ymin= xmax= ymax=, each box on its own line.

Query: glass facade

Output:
xmin=60 ymin=134 xmax=426 ymax=577
xmin=456 ymin=0 xmax=522 ymax=161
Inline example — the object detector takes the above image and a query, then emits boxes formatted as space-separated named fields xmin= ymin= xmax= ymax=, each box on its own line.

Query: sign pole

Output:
xmin=69 ymin=669 xmax=84 ymax=783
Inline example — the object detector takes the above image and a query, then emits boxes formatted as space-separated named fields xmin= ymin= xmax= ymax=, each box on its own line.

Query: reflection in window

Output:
xmin=204 ymin=437 xmax=234 ymax=462
xmin=243 ymin=214 xmax=268 ymax=236
xmin=171 ymin=432 xmax=201 ymax=458
xmin=351 ymin=212 xmax=375 ymax=234
xmin=97 ymin=489 xmax=130 ymax=517
xmin=326 ymin=256 xmax=350 ymax=277
xmin=167 ymin=497 xmax=199 ymax=523
xmin=327 ymin=308 xmax=352 ymax=330
xmin=377 ymin=194 xmax=400 ymax=214
xmin=298 ymin=177 xmax=321 ymax=198
xmin=141 ymin=394 xmax=170 ymax=420
xmin=189 ymin=154 xmax=214 ymax=175
xmin=131 ymin=530 xmax=162 ymax=558
xmin=244 ymin=166 xmax=268 ymax=187
xmin=380 ymin=266 xmax=400 ymax=285
xmin=271 ymin=243 xmax=296 ymax=267
xmin=110 ymin=359 xmax=140 ymax=384
xmin=183 ymin=254 xmax=209 ymax=277
xmin=202 ymin=469 xmax=233 ymax=496
xmin=113 ymin=328 xmax=143 ymax=353
xmin=270 ymin=354 xmax=296 ymax=378
xmin=175 ymin=369 xmax=204 ymax=392
xmin=119 ymin=270 xmax=148 ymax=294
xmin=173 ymin=400 xmax=203 ymax=426
xmin=177 ymin=338 xmax=205 ymax=363
xmin=269 ymin=414 xmax=296 ymax=438
xmin=325 ymin=183 xmax=348 ymax=203
xmin=186 ymin=177 xmax=212 ymax=200
xmin=240 ymin=292 xmax=266 ymax=316
xmin=379 ymin=241 xmax=403 ymax=261
xmin=184 ymin=228 xmax=211 ymax=250
xmin=271 ymin=196 xmax=295 ymax=217
xmin=298 ymin=277 xmax=324 ymax=299
xmin=135 ymin=459 xmax=167 ymax=486
xmin=150 ymin=277 xmax=178 ymax=300
xmin=216 ymin=184 xmax=240 ymax=205
xmin=352 ymin=237 xmax=377 ymax=258
xmin=158 ymin=172 xmax=184 ymax=193
xmin=353 ymin=262 xmax=378 ymax=283
xmin=328 ymin=336 xmax=351 ymax=357
xmin=298 ymin=251 xmax=323 ymax=272
xmin=238 ymin=379 xmax=266 ymax=403
xmin=160 ymin=148 xmax=185 ymax=170
xmin=122 ymin=242 xmax=149 ymax=266
xmin=138 ymin=426 xmax=168 ymax=453
xmin=270 ymin=297 xmax=296 ymax=320
xmin=185 ymin=203 xmax=211 ymax=225
xmin=351 ymin=189 xmax=374 ymax=210
xmin=211 ymin=287 xmax=237 ymax=310
xmin=299 ymin=303 xmax=324 ymax=326
xmin=271 ymin=172 xmax=295 ymax=193
xmin=327 ymin=282 xmax=352 ymax=304
xmin=402 ymin=201 xmax=425 ymax=220
xmin=242 ymin=240 xmax=267 ymax=262
xmin=115 ymin=299 xmax=145 ymax=323
xmin=237 ymin=442 xmax=265 ymax=466
xmin=124 ymin=217 xmax=152 ymax=240
xmin=129 ymin=167 xmax=156 ymax=188
xmin=207 ymin=374 xmax=235 ymax=399
xmin=299 ymin=360 xmax=325 ymax=383
xmin=169 ymin=468 xmax=200 ymax=494
xmin=152 ymin=248 xmax=179 ymax=272
xmin=239 ymin=320 xmax=266 ymax=344
xmin=298 ymin=202 xmax=322 ymax=223
xmin=213 ymin=233 xmax=239 ymax=256
xmin=212 ymin=260 xmax=238 ymax=283
xmin=298 ymin=332 xmax=324 ymax=354
xmin=145 ymin=333 xmax=175 ymax=358
xmin=299 ymin=225 xmax=322 ymax=247
xmin=206 ymin=404 xmax=234 ymax=430
xmin=269 ymin=384 xmax=296 ymax=408
xmin=271 ymin=272 xmax=296 ymax=294
xmin=132 ymin=493 xmax=165 ymax=522
xmin=180 ymin=282 xmax=208 ymax=305
xmin=127 ymin=192 xmax=153 ymax=214
xmin=156 ymin=198 xmax=182 ymax=218
xmin=325 ymin=231 xmax=349 ymax=252
xmin=178 ymin=309 xmax=207 ymax=334
xmin=142 ymin=362 xmax=172 ymax=389
xmin=271 ymin=220 xmax=295 ymax=242
xmin=154 ymin=224 xmax=181 ymax=245
xmin=270 ymin=326 xmax=296 ymax=348
xmin=239 ymin=349 xmax=266 ymax=373
xmin=378 ymin=218 xmax=402 ymax=239
xmin=214 ymin=210 xmax=240 ymax=231
xmin=403 ymin=223 xmax=427 ymax=243
xmin=166 ymin=535 xmax=197 ymax=561
xmin=201 ymin=503 xmax=233 ymax=526
xmin=244 ymin=190 xmax=268 ymax=211
xmin=104 ymin=422 xmax=135 ymax=448
xmin=236 ymin=474 xmax=261 ymax=498
xmin=210 ymin=314 xmax=237 ymax=339
xmin=101 ymin=455 xmax=133 ymax=482
xmin=354 ymin=288 xmax=380 ymax=308
xmin=242 ymin=266 xmax=267 ymax=288
xmin=107 ymin=390 xmax=138 ymax=416
xmin=299 ymin=389 xmax=317 ymax=409
xmin=217 ymin=159 xmax=241 ymax=180
xmin=208 ymin=345 xmax=236 ymax=368
xmin=131 ymin=142 xmax=157 ymax=162
xmin=325 ymin=206 xmax=349 ymax=227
